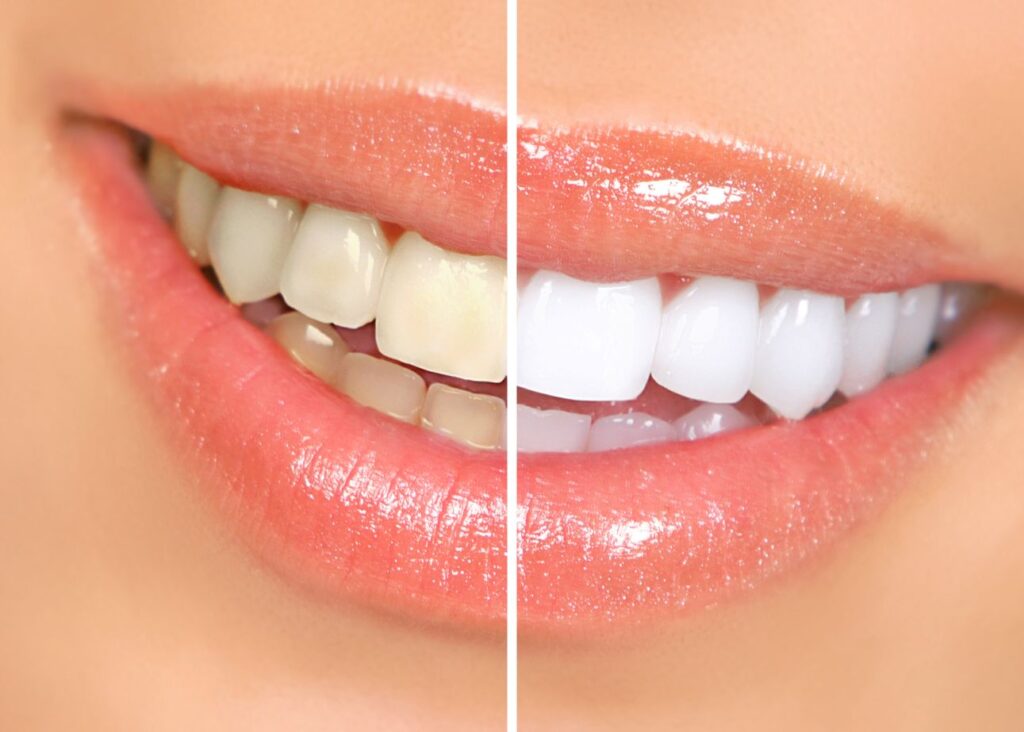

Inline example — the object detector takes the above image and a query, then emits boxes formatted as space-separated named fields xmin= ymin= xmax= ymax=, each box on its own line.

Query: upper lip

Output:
xmin=58 ymin=79 xmax=1024 ymax=634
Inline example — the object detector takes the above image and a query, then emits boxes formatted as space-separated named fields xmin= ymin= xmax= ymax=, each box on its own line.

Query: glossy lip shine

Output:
xmin=59 ymin=83 xmax=1023 ymax=632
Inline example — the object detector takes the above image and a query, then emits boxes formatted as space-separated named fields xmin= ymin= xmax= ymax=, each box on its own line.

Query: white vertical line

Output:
xmin=505 ymin=0 xmax=518 ymax=725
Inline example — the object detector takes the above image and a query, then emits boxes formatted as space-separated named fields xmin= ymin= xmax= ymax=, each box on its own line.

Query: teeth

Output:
xmin=519 ymin=271 xmax=662 ymax=401
xmin=334 ymin=353 xmax=426 ymax=424
xmin=750 ymin=289 xmax=845 ymax=420
xmin=266 ymin=312 xmax=351 ymax=382
xmin=888 ymin=284 xmax=941 ymax=375
xmin=207 ymin=188 xmax=302 ymax=304
xmin=174 ymin=163 xmax=220 ymax=266
xmin=421 ymin=384 xmax=505 ymax=450
xmin=674 ymin=403 xmax=757 ymax=441
xmin=838 ymin=292 xmax=899 ymax=397
xmin=936 ymin=283 xmax=984 ymax=344
xmin=586 ymin=412 xmax=675 ymax=452
xmin=517 ymin=405 xmax=592 ymax=453
xmin=652 ymin=276 xmax=758 ymax=403
xmin=145 ymin=141 xmax=181 ymax=217
xmin=279 ymin=205 xmax=391 ymax=328
xmin=375 ymin=232 xmax=506 ymax=383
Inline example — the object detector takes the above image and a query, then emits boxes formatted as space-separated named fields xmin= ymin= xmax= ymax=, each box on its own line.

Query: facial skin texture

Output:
xmin=0 ymin=1 xmax=503 ymax=730
xmin=519 ymin=2 xmax=1024 ymax=731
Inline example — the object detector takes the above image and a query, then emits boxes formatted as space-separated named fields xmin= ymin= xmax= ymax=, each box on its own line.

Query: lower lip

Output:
xmin=66 ymin=125 xmax=507 ymax=628
xmin=65 ymin=122 xmax=1022 ymax=635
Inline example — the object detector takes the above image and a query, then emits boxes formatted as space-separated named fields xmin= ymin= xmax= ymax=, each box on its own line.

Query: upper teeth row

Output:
xmin=148 ymin=143 xmax=507 ymax=384
xmin=518 ymin=272 xmax=980 ymax=419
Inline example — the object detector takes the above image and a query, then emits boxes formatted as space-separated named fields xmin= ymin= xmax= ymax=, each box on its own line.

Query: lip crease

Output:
xmin=61 ymin=86 xmax=508 ymax=629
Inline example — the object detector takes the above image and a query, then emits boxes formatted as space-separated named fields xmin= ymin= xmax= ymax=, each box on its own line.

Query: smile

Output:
xmin=57 ymin=82 xmax=1024 ymax=633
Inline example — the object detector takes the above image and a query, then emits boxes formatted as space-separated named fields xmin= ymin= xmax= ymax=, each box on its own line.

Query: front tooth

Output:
xmin=887 ymin=284 xmax=941 ymax=375
xmin=750 ymin=289 xmax=845 ymax=420
xmin=421 ymin=383 xmax=505 ymax=450
xmin=517 ymin=405 xmax=592 ymax=453
xmin=207 ymin=188 xmax=302 ymax=304
xmin=586 ymin=412 xmax=675 ymax=452
xmin=266 ymin=311 xmax=351 ymax=382
xmin=375 ymin=232 xmax=506 ymax=382
xmin=519 ymin=271 xmax=661 ymax=401
xmin=651 ymin=276 xmax=758 ymax=403
xmin=174 ymin=163 xmax=220 ymax=266
xmin=279 ymin=205 xmax=390 ymax=328
xmin=333 ymin=352 xmax=426 ymax=424
xmin=838 ymin=292 xmax=899 ymax=397
xmin=674 ymin=403 xmax=757 ymax=441
xmin=145 ymin=141 xmax=181 ymax=217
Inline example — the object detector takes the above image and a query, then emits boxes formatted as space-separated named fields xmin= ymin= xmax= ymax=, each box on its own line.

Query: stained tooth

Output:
xmin=375 ymin=232 xmax=506 ymax=382
xmin=750 ymin=289 xmax=845 ymax=420
xmin=674 ymin=403 xmax=757 ymax=441
xmin=936 ymin=283 xmax=985 ymax=344
xmin=279 ymin=205 xmax=390 ymax=328
xmin=174 ymin=163 xmax=220 ymax=266
xmin=586 ymin=412 xmax=675 ymax=452
xmin=333 ymin=353 xmax=426 ymax=424
xmin=266 ymin=312 xmax=351 ymax=382
xmin=145 ymin=141 xmax=181 ymax=217
xmin=517 ymin=405 xmax=592 ymax=453
xmin=888 ymin=284 xmax=941 ymax=375
xmin=652 ymin=276 xmax=758 ymax=403
xmin=207 ymin=188 xmax=302 ymax=304
xmin=838 ymin=292 xmax=899 ymax=397
xmin=421 ymin=383 xmax=505 ymax=450
xmin=519 ymin=271 xmax=661 ymax=401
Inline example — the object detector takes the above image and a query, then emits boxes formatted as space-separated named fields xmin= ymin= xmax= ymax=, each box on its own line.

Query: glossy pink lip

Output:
xmin=61 ymin=86 xmax=508 ymax=628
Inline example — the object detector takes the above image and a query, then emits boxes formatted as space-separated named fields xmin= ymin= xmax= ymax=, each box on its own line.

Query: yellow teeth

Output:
xmin=145 ymin=141 xmax=182 ymax=217
xmin=375 ymin=232 xmax=506 ymax=383
xmin=266 ymin=312 xmax=351 ymax=382
xmin=174 ymin=163 xmax=220 ymax=266
xmin=334 ymin=353 xmax=427 ymax=425
xmin=421 ymin=383 xmax=506 ymax=450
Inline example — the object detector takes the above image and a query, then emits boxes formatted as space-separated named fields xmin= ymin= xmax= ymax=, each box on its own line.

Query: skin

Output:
xmin=2 ymin=1 xmax=1023 ymax=730
xmin=519 ymin=1 xmax=1024 ymax=730
xmin=0 ymin=1 xmax=503 ymax=730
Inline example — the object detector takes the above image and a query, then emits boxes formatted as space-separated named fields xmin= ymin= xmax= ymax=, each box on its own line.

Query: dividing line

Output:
xmin=505 ymin=0 xmax=518 ymax=726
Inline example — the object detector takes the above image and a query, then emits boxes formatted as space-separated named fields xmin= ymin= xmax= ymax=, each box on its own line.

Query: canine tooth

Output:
xmin=334 ymin=353 xmax=426 ymax=424
xmin=751 ymin=289 xmax=845 ymax=420
xmin=207 ymin=188 xmax=302 ymax=304
xmin=936 ymin=283 xmax=984 ymax=344
xmin=674 ymin=403 xmax=757 ymax=441
xmin=145 ymin=141 xmax=181 ymax=217
xmin=838 ymin=292 xmax=899 ymax=397
xmin=652 ymin=276 xmax=758 ymax=403
xmin=279 ymin=205 xmax=390 ymax=328
xmin=519 ymin=271 xmax=661 ymax=401
xmin=888 ymin=284 xmax=941 ymax=375
xmin=421 ymin=383 xmax=505 ymax=450
xmin=266 ymin=312 xmax=351 ymax=382
xmin=174 ymin=163 xmax=220 ymax=266
xmin=375 ymin=232 xmax=506 ymax=382
xmin=587 ymin=412 xmax=675 ymax=452
xmin=517 ymin=405 xmax=592 ymax=453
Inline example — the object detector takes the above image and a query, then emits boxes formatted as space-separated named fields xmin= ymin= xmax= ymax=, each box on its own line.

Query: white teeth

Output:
xmin=207 ymin=188 xmax=302 ymax=304
xmin=674 ymin=403 xmax=757 ymax=441
xmin=145 ymin=141 xmax=181 ymax=217
xmin=652 ymin=276 xmax=758 ymax=403
xmin=517 ymin=405 xmax=592 ymax=453
xmin=519 ymin=271 xmax=662 ymax=401
xmin=279 ymin=204 xmax=390 ymax=328
xmin=586 ymin=412 xmax=675 ymax=452
xmin=375 ymin=232 xmax=506 ymax=383
xmin=936 ymin=283 xmax=984 ymax=344
xmin=888 ymin=284 xmax=941 ymax=375
xmin=838 ymin=292 xmax=899 ymax=397
xmin=174 ymin=163 xmax=220 ymax=266
xmin=750 ymin=289 xmax=845 ymax=420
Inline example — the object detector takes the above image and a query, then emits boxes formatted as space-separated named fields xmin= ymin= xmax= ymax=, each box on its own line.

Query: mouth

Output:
xmin=59 ymin=83 xmax=508 ymax=628
xmin=516 ymin=125 xmax=1024 ymax=631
